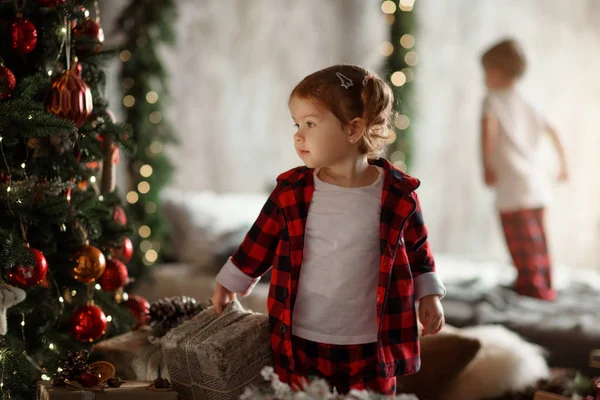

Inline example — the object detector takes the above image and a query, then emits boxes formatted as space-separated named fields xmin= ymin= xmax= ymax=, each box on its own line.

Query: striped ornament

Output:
xmin=46 ymin=67 xmax=93 ymax=127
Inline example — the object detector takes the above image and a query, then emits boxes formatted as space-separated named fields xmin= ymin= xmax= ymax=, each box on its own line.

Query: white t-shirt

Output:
xmin=483 ymin=88 xmax=552 ymax=211
xmin=291 ymin=168 xmax=384 ymax=344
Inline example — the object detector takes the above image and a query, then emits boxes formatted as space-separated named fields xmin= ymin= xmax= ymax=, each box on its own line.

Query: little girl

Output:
xmin=212 ymin=65 xmax=445 ymax=395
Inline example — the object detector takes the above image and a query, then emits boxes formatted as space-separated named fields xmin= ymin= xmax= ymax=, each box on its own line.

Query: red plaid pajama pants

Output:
xmin=290 ymin=335 xmax=396 ymax=396
xmin=499 ymin=207 xmax=556 ymax=301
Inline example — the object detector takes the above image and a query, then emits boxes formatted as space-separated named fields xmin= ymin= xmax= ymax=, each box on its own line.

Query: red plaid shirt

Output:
xmin=230 ymin=158 xmax=436 ymax=379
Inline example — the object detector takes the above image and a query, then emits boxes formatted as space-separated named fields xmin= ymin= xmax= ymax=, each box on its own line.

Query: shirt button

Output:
xmin=280 ymin=324 xmax=288 ymax=334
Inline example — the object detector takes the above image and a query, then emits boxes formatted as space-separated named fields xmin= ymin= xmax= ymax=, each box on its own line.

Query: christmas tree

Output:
xmin=0 ymin=1 xmax=143 ymax=398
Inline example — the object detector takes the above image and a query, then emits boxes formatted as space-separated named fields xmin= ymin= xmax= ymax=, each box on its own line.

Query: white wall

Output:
xmin=161 ymin=0 xmax=388 ymax=193
xmin=413 ymin=0 xmax=600 ymax=269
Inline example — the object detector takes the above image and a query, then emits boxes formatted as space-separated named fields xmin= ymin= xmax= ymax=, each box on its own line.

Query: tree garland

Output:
xmin=381 ymin=0 xmax=417 ymax=171
xmin=115 ymin=0 xmax=178 ymax=278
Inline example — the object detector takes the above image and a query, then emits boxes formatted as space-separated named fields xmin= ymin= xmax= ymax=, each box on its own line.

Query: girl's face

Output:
xmin=289 ymin=96 xmax=357 ymax=169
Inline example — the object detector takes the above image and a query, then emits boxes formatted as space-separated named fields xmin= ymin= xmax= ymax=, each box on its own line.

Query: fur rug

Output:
xmin=441 ymin=325 xmax=550 ymax=400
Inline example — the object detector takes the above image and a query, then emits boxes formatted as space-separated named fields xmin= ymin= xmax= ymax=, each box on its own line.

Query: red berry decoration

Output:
xmin=112 ymin=206 xmax=127 ymax=226
xmin=70 ymin=304 xmax=107 ymax=342
xmin=124 ymin=295 xmax=149 ymax=329
xmin=7 ymin=247 xmax=48 ymax=289
xmin=45 ymin=62 xmax=93 ymax=127
xmin=98 ymin=259 xmax=128 ymax=292
xmin=114 ymin=237 xmax=133 ymax=263
xmin=0 ymin=66 xmax=16 ymax=100
xmin=73 ymin=19 xmax=104 ymax=54
xmin=36 ymin=0 xmax=66 ymax=6
xmin=10 ymin=17 xmax=37 ymax=55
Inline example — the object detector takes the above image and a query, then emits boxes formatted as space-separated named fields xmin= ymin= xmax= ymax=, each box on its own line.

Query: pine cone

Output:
xmin=148 ymin=296 xmax=207 ymax=337
xmin=55 ymin=351 xmax=90 ymax=381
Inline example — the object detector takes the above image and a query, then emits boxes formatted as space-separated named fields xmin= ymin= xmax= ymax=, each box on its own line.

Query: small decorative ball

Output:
xmin=10 ymin=18 xmax=37 ymax=54
xmin=0 ymin=66 xmax=17 ymax=101
xmin=70 ymin=245 xmax=106 ymax=284
xmin=78 ymin=370 xmax=102 ymax=388
xmin=114 ymin=237 xmax=133 ymax=263
xmin=7 ymin=247 xmax=48 ymax=289
xmin=124 ymin=295 xmax=149 ymax=329
xmin=98 ymin=259 xmax=128 ymax=292
xmin=73 ymin=19 xmax=104 ymax=54
xmin=70 ymin=304 xmax=107 ymax=342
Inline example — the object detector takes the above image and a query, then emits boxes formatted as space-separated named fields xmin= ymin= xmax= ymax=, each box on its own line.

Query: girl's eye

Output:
xmin=293 ymin=124 xmax=299 ymax=129
xmin=306 ymin=122 xmax=315 ymax=128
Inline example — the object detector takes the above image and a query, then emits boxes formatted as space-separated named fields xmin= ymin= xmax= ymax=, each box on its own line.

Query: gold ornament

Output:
xmin=70 ymin=245 xmax=106 ymax=284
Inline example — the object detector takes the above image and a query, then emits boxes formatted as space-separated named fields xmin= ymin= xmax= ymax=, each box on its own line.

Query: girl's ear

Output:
xmin=345 ymin=117 xmax=366 ymax=143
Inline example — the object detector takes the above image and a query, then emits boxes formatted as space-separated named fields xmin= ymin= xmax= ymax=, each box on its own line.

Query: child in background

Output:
xmin=480 ymin=39 xmax=568 ymax=301
xmin=211 ymin=64 xmax=446 ymax=395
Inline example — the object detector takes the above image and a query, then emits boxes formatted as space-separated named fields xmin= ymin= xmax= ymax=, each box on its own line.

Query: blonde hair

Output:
xmin=481 ymin=39 xmax=527 ymax=79
xmin=290 ymin=65 xmax=396 ymax=158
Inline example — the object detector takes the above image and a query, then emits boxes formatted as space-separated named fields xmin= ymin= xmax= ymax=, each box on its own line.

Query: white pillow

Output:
xmin=161 ymin=188 xmax=268 ymax=268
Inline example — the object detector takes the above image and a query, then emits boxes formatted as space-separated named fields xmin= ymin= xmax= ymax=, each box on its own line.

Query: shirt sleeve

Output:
xmin=404 ymin=191 xmax=446 ymax=299
xmin=215 ymin=185 xmax=281 ymax=295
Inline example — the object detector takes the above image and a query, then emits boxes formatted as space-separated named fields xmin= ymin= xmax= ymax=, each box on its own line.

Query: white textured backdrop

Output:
xmin=160 ymin=0 xmax=388 ymax=193
xmin=413 ymin=0 xmax=600 ymax=269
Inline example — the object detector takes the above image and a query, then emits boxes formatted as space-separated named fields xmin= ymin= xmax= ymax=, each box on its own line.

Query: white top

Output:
xmin=216 ymin=167 xmax=446 ymax=345
xmin=483 ymin=88 xmax=552 ymax=212
xmin=290 ymin=168 xmax=384 ymax=344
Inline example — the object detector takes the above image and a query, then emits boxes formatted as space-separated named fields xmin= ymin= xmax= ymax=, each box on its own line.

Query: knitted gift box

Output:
xmin=161 ymin=300 xmax=272 ymax=400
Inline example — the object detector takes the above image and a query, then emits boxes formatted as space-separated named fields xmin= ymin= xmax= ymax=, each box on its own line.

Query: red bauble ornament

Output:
xmin=74 ymin=19 xmax=104 ymax=54
xmin=7 ymin=247 xmax=48 ymax=289
xmin=45 ymin=63 xmax=93 ymax=127
xmin=70 ymin=304 xmax=107 ymax=342
xmin=112 ymin=206 xmax=127 ymax=226
xmin=78 ymin=370 xmax=101 ymax=388
xmin=0 ymin=66 xmax=16 ymax=100
xmin=98 ymin=259 xmax=128 ymax=292
xmin=10 ymin=17 xmax=37 ymax=55
xmin=114 ymin=237 xmax=133 ymax=263
xmin=124 ymin=295 xmax=149 ymax=329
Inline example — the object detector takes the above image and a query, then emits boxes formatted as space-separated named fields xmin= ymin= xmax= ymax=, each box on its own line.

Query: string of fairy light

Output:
xmin=120 ymin=45 xmax=161 ymax=266
xmin=380 ymin=0 xmax=417 ymax=171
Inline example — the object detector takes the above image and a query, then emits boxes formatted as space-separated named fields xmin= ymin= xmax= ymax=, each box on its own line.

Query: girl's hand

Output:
xmin=419 ymin=295 xmax=445 ymax=336
xmin=211 ymin=282 xmax=237 ymax=314
xmin=484 ymin=167 xmax=496 ymax=187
